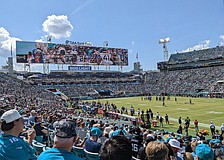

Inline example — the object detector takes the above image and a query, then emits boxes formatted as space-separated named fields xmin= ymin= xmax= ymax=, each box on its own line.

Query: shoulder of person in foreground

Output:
xmin=37 ymin=148 xmax=83 ymax=160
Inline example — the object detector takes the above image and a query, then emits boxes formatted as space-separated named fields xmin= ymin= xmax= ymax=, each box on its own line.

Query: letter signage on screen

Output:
xmin=68 ymin=66 xmax=92 ymax=71
xmin=16 ymin=41 xmax=128 ymax=66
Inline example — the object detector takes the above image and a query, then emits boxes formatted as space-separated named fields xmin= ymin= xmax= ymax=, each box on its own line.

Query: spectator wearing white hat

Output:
xmin=168 ymin=139 xmax=182 ymax=160
xmin=0 ymin=109 xmax=37 ymax=160
xmin=28 ymin=110 xmax=37 ymax=126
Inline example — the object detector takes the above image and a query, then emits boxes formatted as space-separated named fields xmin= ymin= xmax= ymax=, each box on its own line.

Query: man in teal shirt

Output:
xmin=0 ymin=109 xmax=37 ymax=160
xmin=38 ymin=119 xmax=83 ymax=160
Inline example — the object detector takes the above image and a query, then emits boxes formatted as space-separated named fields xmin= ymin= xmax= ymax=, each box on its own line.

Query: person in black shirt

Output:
xmin=137 ymin=136 xmax=155 ymax=160
xmin=129 ymin=127 xmax=143 ymax=158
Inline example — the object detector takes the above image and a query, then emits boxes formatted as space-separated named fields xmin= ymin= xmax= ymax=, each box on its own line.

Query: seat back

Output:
xmin=35 ymin=135 xmax=44 ymax=143
xmin=84 ymin=149 xmax=100 ymax=160
xmin=32 ymin=140 xmax=45 ymax=155
xmin=43 ymin=146 xmax=51 ymax=152
xmin=132 ymin=156 xmax=141 ymax=160
xmin=72 ymin=146 xmax=85 ymax=158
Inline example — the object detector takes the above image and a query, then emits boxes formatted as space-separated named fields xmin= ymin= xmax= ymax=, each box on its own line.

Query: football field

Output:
xmin=97 ymin=96 xmax=224 ymax=137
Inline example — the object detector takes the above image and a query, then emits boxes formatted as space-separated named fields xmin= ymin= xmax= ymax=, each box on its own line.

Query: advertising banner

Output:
xmin=68 ymin=66 xmax=92 ymax=71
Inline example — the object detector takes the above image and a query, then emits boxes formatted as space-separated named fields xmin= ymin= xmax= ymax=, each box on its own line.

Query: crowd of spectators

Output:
xmin=0 ymin=45 xmax=224 ymax=159
xmin=0 ymin=72 xmax=64 ymax=113
xmin=0 ymin=69 xmax=223 ymax=159
xmin=169 ymin=46 xmax=224 ymax=64
xmin=33 ymin=65 xmax=224 ymax=98
xmin=144 ymin=65 xmax=224 ymax=97
xmin=0 ymin=106 xmax=224 ymax=160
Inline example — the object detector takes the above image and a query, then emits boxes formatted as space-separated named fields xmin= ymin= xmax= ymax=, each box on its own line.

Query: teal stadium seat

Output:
xmin=35 ymin=135 xmax=44 ymax=143
xmin=72 ymin=146 xmax=86 ymax=159
xmin=132 ymin=156 xmax=141 ymax=160
xmin=84 ymin=149 xmax=100 ymax=160
xmin=32 ymin=140 xmax=45 ymax=155
xmin=43 ymin=146 xmax=51 ymax=152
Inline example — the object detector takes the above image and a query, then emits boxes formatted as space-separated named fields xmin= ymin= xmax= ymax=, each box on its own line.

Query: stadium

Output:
xmin=0 ymin=40 xmax=224 ymax=159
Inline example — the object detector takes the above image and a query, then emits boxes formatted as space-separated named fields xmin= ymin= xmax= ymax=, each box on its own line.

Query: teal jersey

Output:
xmin=0 ymin=134 xmax=37 ymax=160
xmin=37 ymin=148 xmax=83 ymax=160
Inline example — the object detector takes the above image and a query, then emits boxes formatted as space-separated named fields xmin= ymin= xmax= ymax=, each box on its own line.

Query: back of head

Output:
xmin=184 ymin=152 xmax=194 ymax=160
xmin=168 ymin=138 xmax=181 ymax=150
xmin=100 ymin=135 xmax=132 ymax=160
xmin=55 ymin=119 xmax=77 ymax=139
xmin=196 ymin=144 xmax=214 ymax=160
xmin=53 ymin=119 xmax=77 ymax=150
xmin=91 ymin=127 xmax=102 ymax=139
xmin=0 ymin=109 xmax=22 ymax=131
xmin=146 ymin=141 xmax=169 ymax=160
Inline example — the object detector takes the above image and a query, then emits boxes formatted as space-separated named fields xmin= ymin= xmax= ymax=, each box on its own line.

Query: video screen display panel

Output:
xmin=16 ymin=41 xmax=128 ymax=66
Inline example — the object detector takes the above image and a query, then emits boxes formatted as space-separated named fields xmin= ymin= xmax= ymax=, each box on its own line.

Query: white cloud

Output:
xmin=0 ymin=27 xmax=24 ymax=72
xmin=0 ymin=27 xmax=21 ymax=58
xmin=219 ymin=35 xmax=224 ymax=46
xmin=182 ymin=40 xmax=210 ymax=52
xmin=42 ymin=15 xmax=73 ymax=39
xmin=0 ymin=27 xmax=43 ymax=72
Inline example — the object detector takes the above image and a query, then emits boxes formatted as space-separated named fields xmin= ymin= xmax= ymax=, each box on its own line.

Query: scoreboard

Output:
xmin=16 ymin=41 xmax=128 ymax=66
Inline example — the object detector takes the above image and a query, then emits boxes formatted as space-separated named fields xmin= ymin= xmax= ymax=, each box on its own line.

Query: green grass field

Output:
xmin=94 ymin=96 xmax=224 ymax=137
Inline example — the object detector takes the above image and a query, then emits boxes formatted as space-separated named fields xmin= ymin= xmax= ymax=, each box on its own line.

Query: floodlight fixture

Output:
xmin=103 ymin=41 xmax=109 ymax=47
xmin=47 ymin=35 xmax=52 ymax=44
xmin=159 ymin=37 xmax=170 ymax=61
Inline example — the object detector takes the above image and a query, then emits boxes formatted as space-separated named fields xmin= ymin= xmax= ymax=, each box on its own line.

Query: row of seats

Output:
xmin=32 ymin=141 xmax=140 ymax=160
xmin=72 ymin=146 xmax=140 ymax=160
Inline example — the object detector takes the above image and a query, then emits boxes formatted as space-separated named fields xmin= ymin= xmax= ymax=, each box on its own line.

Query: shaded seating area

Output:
xmin=84 ymin=148 xmax=100 ymax=160
xmin=72 ymin=146 xmax=86 ymax=159
xmin=32 ymin=140 xmax=46 ymax=156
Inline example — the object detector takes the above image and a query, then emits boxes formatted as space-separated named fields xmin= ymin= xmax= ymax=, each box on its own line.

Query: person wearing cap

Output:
xmin=110 ymin=125 xmax=127 ymax=137
xmin=84 ymin=127 xmax=102 ymax=153
xmin=37 ymin=119 xmax=83 ymax=160
xmin=28 ymin=110 xmax=37 ymax=126
xmin=168 ymin=139 xmax=182 ymax=160
xmin=195 ymin=143 xmax=214 ymax=160
xmin=0 ymin=109 xmax=37 ymax=160
xmin=100 ymin=135 xmax=132 ymax=160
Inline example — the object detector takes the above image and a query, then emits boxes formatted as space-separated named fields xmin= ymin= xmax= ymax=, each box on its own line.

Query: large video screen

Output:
xmin=16 ymin=41 xmax=128 ymax=66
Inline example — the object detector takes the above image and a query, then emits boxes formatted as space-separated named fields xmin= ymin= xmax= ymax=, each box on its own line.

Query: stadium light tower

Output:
xmin=103 ymin=41 xmax=109 ymax=47
xmin=159 ymin=37 xmax=170 ymax=62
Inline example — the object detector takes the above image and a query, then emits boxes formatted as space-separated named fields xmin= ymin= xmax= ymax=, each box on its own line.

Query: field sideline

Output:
xmin=94 ymin=96 xmax=224 ymax=137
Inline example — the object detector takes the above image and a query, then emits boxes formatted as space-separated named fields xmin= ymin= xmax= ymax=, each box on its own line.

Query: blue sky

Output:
xmin=0 ymin=0 xmax=224 ymax=72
